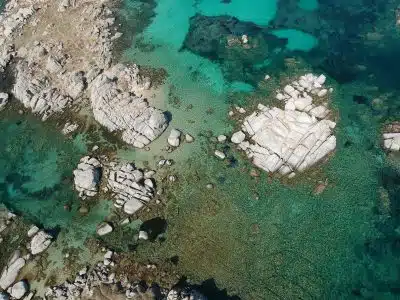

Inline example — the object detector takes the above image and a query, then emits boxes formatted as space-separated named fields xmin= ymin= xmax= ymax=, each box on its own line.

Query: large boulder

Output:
xmin=0 ymin=251 xmax=25 ymax=289
xmin=89 ymin=65 xmax=168 ymax=148
xmin=167 ymin=129 xmax=181 ymax=147
xmin=236 ymin=74 xmax=336 ymax=176
xmin=30 ymin=231 xmax=53 ymax=255
xmin=73 ymin=156 xmax=102 ymax=198
xmin=97 ymin=222 xmax=113 ymax=236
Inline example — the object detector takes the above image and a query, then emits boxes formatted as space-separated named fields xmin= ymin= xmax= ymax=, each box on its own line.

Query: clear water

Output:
xmin=2 ymin=0 xmax=400 ymax=299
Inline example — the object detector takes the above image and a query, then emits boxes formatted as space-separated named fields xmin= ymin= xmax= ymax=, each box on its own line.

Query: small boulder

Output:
xmin=167 ymin=129 xmax=181 ymax=147
xmin=231 ymin=131 xmax=246 ymax=144
xmin=10 ymin=281 xmax=29 ymax=299
xmin=97 ymin=223 xmax=113 ymax=236
xmin=30 ymin=231 xmax=53 ymax=255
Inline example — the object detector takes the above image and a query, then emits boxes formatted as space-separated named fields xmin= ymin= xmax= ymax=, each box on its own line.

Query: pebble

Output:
xmin=206 ymin=183 xmax=214 ymax=189
xmin=185 ymin=134 xmax=194 ymax=143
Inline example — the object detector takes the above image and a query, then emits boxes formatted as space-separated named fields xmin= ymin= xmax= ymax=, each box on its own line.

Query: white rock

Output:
xmin=217 ymin=135 xmax=227 ymax=142
xmin=231 ymin=131 xmax=246 ymax=144
xmin=27 ymin=225 xmax=39 ymax=238
xmin=104 ymin=251 xmax=113 ymax=260
xmin=317 ymin=89 xmax=328 ymax=97
xmin=0 ymin=93 xmax=9 ymax=111
xmin=97 ymin=223 xmax=113 ymax=236
xmin=167 ymin=129 xmax=181 ymax=147
xmin=89 ymin=65 xmax=168 ymax=148
xmin=214 ymin=150 xmax=226 ymax=159
xmin=138 ymin=230 xmax=148 ymax=240
xmin=10 ymin=281 xmax=28 ymax=299
xmin=185 ymin=134 xmax=194 ymax=143
xmin=107 ymin=162 xmax=154 ymax=215
xmin=30 ymin=231 xmax=52 ymax=255
xmin=73 ymin=156 xmax=101 ymax=198
xmin=0 ymin=253 xmax=25 ymax=289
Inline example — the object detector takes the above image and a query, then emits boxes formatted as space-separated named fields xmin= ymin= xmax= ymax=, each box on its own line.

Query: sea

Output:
xmin=1 ymin=0 xmax=400 ymax=299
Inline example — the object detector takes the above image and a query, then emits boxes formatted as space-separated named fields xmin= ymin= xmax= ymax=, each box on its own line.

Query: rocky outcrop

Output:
xmin=89 ymin=65 xmax=168 ymax=148
xmin=106 ymin=162 xmax=155 ymax=215
xmin=73 ymin=156 xmax=102 ymax=199
xmin=13 ymin=62 xmax=72 ymax=121
xmin=30 ymin=230 xmax=53 ymax=255
xmin=0 ymin=251 xmax=25 ymax=290
xmin=383 ymin=122 xmax=400 ymax=151
xmin=45 ymin=252 xmax=207 ymax=300
xmin=234 ymin=74 xmax=336 ymax=176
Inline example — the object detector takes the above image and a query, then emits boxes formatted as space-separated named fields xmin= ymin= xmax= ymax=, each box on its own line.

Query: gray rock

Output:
xmin=73 ymin=156 xmax=102 ymax=198
xmin=168 ymin=129 xmax=181 ymax=147
xmin=0 ymin=92 xmax=9 ymax=111
xmin=89 ymin=65 xmax=168 ymax=148
xmin=10 ymin=281 xmax=29 ymax=299
xmin=0 ymin=252 xmax=25 ymax=289
xmin=27 ymin=225 xmax=39 ymax=238
xmin=107 ymin=162 xmax=155 ymax=215
xmin=231 ymin=131 xmax=245 ymax=144
xmin=97 ymin=222 xmax=113 ymax=236
xmin=30 ymin=231 xmax=52 ymax=255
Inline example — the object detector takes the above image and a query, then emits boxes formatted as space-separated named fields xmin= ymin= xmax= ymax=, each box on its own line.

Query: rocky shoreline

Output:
xmin=0 ymin=0 xmax=168 ymax=148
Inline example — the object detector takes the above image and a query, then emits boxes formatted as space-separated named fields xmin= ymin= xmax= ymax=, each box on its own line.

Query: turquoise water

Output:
xmin=1 ymin=0 xmax=400 ymax=299
xmin=298 ymin=0 xmax=318 ymax=11
xmin=272 ymin=29 xmax=318 ymax=51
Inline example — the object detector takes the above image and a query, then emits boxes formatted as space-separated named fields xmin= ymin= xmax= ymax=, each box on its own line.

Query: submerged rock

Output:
xmin=236 ymin=74 xmax=336 ymax=176
xmin=0 ymin=292 xmax=9 ymax=300
xmin=30 ymin=231 xmax=53 ymax=255
xmin=73 ymin=156 xmax=102 ymax=198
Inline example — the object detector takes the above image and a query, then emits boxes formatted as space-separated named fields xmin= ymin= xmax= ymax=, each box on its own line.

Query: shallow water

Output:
xmin=116 ymin=0 xmax=400 ymax=298
xmin=1 ymin=0 xmax=400 ymax=298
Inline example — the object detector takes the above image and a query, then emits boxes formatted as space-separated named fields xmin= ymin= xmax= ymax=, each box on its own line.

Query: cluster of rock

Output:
xmin=73 ymin=156 xmax=102 ymax=199
xmin=89 ymin=65 xmax=168 ymax=148
xmin=106 ymin=162 xmax=156 ymax=215
xmin=0 ymin=208 xmax=52 ymax=300
xmin=230 ymin=74 xmax=336 ymax=176
xmin=383 ymin=122 xmax=400 ymax=151
xmin=45 ymin=250 xmax=207 ymax=300
xmin=73 ymin=157 xmax=157 ymax=216
xmin=0 ymin=0 xmax=168 ymax=147
xmin=167 ymin=128 xmax=194 ymax=148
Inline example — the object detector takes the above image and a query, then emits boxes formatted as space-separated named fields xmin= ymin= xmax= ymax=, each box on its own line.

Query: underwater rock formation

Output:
xmin=183 ymin=14 xmax=287 ymax=85
xmin=233 ymin=73 xmax=336 ymax=176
